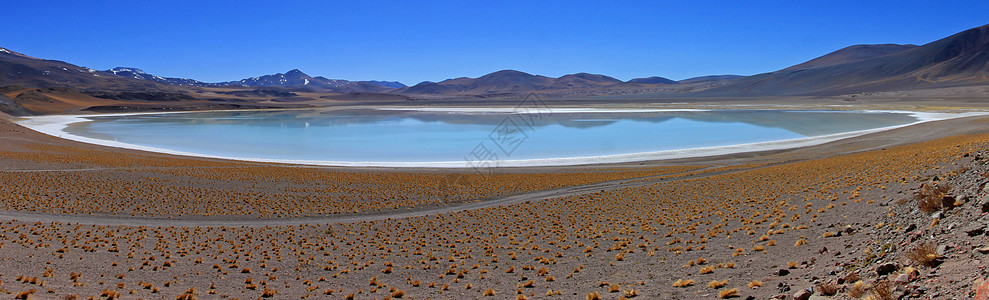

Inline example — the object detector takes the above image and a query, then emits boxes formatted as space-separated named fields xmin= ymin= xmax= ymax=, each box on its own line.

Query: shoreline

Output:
xmin=15 ymin=108 xmax=989 ymax=168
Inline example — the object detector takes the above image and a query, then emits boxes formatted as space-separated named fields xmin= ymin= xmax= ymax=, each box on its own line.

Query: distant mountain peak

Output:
xmin=626 ymin=76 xmax=677 ymax=84
xmin=285 ymin=69 xmax=308 ymax=76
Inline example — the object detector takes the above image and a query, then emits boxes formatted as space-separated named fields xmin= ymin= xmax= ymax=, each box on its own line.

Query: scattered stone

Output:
xmin=937 ymin=244 xmax=949 ymax=256
xmin=793 ymin=289 xmax=812 ymax=300
xmin=819 ymin=247 xmax=828 ymax=254
xmin=904 ymin=224 xmax=917 ymax=233
xmin=778 ymin=269 xmax=791 ymax=276
xmin=876 ymin=263 xmax=899 ymax=276
xmin=981 ymin=201 xmax=989 ymax=213
xmin=977 ymin=247 xmax=989 ymax=254
xmin=744 ymin=296 xmax=756 ymax=300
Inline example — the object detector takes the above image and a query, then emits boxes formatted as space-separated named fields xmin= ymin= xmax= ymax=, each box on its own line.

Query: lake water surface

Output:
xmin=64 ymin=109 xmax=918 ymax=165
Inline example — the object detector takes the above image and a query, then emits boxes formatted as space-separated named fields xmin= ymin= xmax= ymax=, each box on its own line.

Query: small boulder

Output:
xmin=936 ymin=245 xmax=949 ymax=256
xmin=941 ymin=195 xmax=956 ymax=210
xmin=778 ymin=269 xmax=791 ymax=276
xmin=966 ymin=225 xmax=986 ymax=237
xmin=976 ymin=277 xmax=989 ymax=300
xmin=777 ymin=282 xmax=791 ymax=293
xmin=793 ymin=289 xmax=812 ymax=300
xmin=894 ymin=273 xmax=911 ymax=283
xmin=876 ymin=263 xmax=899 ymax=276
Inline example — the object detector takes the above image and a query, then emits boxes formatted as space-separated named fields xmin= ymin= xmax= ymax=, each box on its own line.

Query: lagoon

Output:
xmin=41 ymin=108 xmax=920 ymax=167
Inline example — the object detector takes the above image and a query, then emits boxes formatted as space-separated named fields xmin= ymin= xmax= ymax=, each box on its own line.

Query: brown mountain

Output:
xmin=395 ymin=70 xmax=639 ymax=95
xmin=626 ymin=76 xmax=677 ymax=84
xmin=220 ymin=69 xmax=403 ymax=93
xmin=783 ymin=44 xmax=918 ymax=71
xmin=0 ymin=47 xmax=170 ymax=91
xmin=703 ymin=24 xmax=989 ymax=96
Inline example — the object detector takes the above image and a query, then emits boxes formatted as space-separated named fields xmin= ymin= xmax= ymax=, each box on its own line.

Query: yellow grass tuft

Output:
xmin=718 ymin=288 xmax=739 ymax=298
xmin=708 ymin=279 xmax=727 ymax=289
xmin=747 ymin=280 xmax=762 ymax=288
xmin=586 ymin=290 xmax=602 ymax=300
xmin=672 ymin=279 xmax=694 ymax=287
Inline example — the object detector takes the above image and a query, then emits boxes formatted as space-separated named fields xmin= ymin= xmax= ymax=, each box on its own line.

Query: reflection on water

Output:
xmin=68 ymin=109 xmax=917 ymax=162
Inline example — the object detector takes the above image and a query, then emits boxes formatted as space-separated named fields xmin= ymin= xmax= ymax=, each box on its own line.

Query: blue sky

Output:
xmin=3 ymin=1 xmax=987 ymax=85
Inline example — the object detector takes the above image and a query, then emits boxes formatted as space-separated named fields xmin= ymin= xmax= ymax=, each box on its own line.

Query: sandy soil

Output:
xmin=1 ymin=106 xmax=989 ymax=299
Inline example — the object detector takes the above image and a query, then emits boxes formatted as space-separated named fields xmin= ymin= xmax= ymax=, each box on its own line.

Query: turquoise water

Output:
xmin=68 ymin=109 xmax=917 ymax=163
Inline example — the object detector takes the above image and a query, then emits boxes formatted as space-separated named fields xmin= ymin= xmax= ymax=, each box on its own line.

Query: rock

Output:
xmin=977 ymin=278 xmax=989 ymax=300
xmin=937 ymin=245 xmax=949 ymax=256
xmin=904 ymin=224 xmax=917 ymax=233
xmin=793 ymin=289 xmax=812 ymax=300
xmin=956 ymin=195 xmax=969 ymax=206
xmin=895 ymin=273 xmax=912 ymax=283
xmin=819 ymin=247 xmax=828 ymax=254
xmin=778 ymin=269 xmax=791 ymax=276
xmin=745 ymin=296 xmax=756 ymax=300
xmin=981 ymin=201 xmax=989 ymax=213
xmin=977 ymin=246 xmax=989 ymax=254
xmin=942 ymin=195 xmax=956 ymax=210
xmin=904 ymin=266 xmax=921 ymax=281
xmin=876 ymin=263 xmax=899 ymax=276
xmin=778 ymin=282 xmax=791 ymax=293
xmin=967 ymin=225 xmax=986 ymax=237
xmin=932 ymin=212 xmax=942 ymax=219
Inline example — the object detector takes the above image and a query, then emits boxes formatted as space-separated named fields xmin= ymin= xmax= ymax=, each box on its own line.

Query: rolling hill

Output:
xmin=394 ymin=70 xmax=674 ymax=95
xmin=702 ymin=24 xmax=989 ymax=96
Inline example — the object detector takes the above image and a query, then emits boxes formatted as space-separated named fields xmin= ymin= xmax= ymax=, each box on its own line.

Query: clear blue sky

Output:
xmin=3 ymin=1 xmax=987 ymax=85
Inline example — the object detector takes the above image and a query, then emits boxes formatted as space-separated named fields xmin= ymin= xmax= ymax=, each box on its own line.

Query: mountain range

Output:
xmin=2 ymin=23 xmax=989 ymax=109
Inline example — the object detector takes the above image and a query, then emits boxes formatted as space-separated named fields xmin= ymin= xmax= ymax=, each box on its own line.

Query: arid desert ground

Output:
xmin=2 ymin=99 xmax=989 ymax=300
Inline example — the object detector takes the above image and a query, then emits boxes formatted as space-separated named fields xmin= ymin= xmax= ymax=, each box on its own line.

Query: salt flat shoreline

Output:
xmin=15 ymin=108 xmax=989 ymax=168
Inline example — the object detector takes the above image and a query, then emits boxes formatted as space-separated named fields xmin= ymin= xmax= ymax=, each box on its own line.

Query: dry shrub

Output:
xmin=915 ymin=184 xmax=950 ymax=214
xmin=816 ymin=282 xmax=838 ymax=296
xmin=847 ymin=281 xmax=865 ymax=298
xmin=708 ymin=279 xmax=727 ymax=289
xmin=906 ymin=243 xmax=939 ymax=267
xmin=869 ymin=280 xmax=894 ymax=300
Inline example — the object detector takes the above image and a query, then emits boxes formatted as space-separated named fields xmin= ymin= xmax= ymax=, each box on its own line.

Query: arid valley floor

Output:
xmin=2 ymin=99 xmax=989 ymax=300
